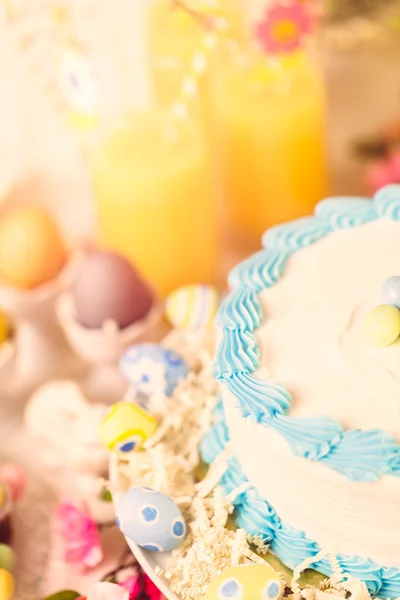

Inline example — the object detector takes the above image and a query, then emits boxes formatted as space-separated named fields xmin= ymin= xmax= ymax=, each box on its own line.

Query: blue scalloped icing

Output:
xmin=201 ymin=410 xmax=400 ymax=599
xmin=214 ymin=185 xmax=400 ymax=482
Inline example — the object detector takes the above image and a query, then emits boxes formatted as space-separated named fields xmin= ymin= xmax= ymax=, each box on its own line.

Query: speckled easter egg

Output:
xmin=165 ymin=284 xmax=221 ymax=330
xmin=116 ymin=487 xmax=186 ymax=552
xmin=98 ymin=402 xmax=157 ymax=452
xmin=204 ymin=564 xmax=284 ymax=600
xmin=120 ymin=344 xmax=188 ymax=397
xmin=0 ymin=205 xmax=67 ymax=289
xmin=72 ymin=251 xmax=153 ymax=329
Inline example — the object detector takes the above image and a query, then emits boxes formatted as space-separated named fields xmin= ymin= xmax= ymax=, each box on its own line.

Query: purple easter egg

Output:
xmin=72 ymin=251 xmax=154 ymax=329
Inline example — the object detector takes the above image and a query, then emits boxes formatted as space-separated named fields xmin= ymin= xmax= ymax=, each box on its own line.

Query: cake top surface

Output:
xmin=214 ymin=185 xmax=400 ymax=483
xmin=256 ymin=217 xmax=400 ymax=439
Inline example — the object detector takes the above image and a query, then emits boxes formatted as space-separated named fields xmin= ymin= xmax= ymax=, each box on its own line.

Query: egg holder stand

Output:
xmin=56 ymin=292 xmax=164 ymax=405
xmin=0 ymin=255 xmax=84 ymax=403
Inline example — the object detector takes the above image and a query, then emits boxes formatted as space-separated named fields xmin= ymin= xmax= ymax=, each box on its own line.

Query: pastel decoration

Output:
xmin=381 ymin=276 xmax=400 ymax=309
xmin=0 ymin=545 xmax=15 ymax=573
xmin=0 ymin=569 xmax=14 ymax=600
xmin=165 ymin=284 xmax=221 ymax=331
xmin=0 ymin=465 xmax=25 ymax=502
xmin=204 ymin=564 xmax=284 ymax=600
xmin=120 ymin=344 xmax=188 ymax=397
xmin=54 ymin=501 xmax=103 ymax=570
xmin=72 ymin=251 xmax=154 ymax=330
xmin=0 ymin=205 xmax=67 ymax=289
xmin=98 ymin=402 xmax=157 ymax=453
xmin=364 ymin=304 xmax=400 ymax=347
xmin=255 ymin=1 xmax=314 ymax=55
xmin=116 ymin=487 xmax=186 ymax=552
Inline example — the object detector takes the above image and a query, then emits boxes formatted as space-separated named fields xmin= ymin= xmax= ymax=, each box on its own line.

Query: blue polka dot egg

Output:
xmin=116 ymin=487 xmax=187 ymax=552
xmin=119 ymin=344 xmax=188 ymax=397
xmin=204 ymin=564 xmax=284 ymax=600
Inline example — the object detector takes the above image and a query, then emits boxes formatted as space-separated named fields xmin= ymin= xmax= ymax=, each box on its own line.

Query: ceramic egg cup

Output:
xmin=56 ymin=292 xmax=164 ymax=404
xmin=0 ymin=256 xmax=82 ymax=402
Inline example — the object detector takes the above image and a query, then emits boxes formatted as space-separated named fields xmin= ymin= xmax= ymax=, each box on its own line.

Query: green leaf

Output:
xmin=41 ymin=591 xmax=81 ymax=600
xmin=99 ymin=488 xmax=113 ymax=502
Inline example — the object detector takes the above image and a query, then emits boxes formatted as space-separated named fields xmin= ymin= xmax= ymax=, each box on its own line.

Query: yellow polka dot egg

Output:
xmin=165 ymin=284 xmax=221 ymax=331
xmin=98 ymin=402 xmax=156 ymax=453
xmin=204 ymin=564 xmax=284 ymax=600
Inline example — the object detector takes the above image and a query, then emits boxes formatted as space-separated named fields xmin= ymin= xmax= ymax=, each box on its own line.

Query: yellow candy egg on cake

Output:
xmin=364 ymin=304 xmax=400 ymax=347
xmin=165 ymin=284 xmax=221 ymax=331
xmin=204 ymin=564 xmax=284 ymax=600
xmin=98 ymin=402 xmax=156 ymax=453
xmin=0 ymin=205 xmax=67 ymax=289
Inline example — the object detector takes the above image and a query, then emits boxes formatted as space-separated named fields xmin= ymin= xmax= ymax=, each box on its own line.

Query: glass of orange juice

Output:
xmin=211 ymin=47 xmax=328 ymax=245
xmin=90 ymin=109 xmax=218 ymax=297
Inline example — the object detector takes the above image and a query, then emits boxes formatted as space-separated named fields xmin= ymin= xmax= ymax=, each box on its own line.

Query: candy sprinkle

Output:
xmin=364 ymin=304 xmax=400 ymax=347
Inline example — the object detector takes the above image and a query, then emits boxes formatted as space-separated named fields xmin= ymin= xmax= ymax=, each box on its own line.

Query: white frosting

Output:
xmin=223 ymin=394 xmax=400 ymax=567
xmin=222 ymin=218 xmax=400 ymax=568
xmin=257 ymin=219 xmax=400 ymax=439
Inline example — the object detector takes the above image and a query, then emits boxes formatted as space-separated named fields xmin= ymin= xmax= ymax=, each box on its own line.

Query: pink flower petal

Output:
xmin=119 ymin=573 xmax=163 ymax=600
xmin=54 ymin=501 xmax=103 ymax=570
xmin=255 ymin=1 xmax=313 ymax=54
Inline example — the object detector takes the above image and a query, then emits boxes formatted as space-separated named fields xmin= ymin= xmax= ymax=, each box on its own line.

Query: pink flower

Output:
xmin=367 ymin=152 xmax=400 ymax=193
xmin=255 ymin=2 xmax=314 ymax=54
xmin=54 ymin=501 xmax=103 ymax=571
xmin=119 ymin=573 xmax=163 ymax=600
xmin=88 ymin=583 xmax=129 ymax=600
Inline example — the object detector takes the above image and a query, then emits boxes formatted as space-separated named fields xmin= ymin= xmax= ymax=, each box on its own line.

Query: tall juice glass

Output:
xmin=212 ymin=49 xmax=328 ymax=244
xmin=147 ymin=0 xmax=244 ymax=109
xmin=90 ymin=110 xmax=218 ymax=297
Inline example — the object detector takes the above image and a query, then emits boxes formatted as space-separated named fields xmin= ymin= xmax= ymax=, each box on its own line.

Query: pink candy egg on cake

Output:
xmin=72 ymin=250 xmax=154 ymax=329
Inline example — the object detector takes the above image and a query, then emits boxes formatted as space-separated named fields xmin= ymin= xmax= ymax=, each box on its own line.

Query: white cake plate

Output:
xmin=125 ymin=539 xmax=179 ymax=600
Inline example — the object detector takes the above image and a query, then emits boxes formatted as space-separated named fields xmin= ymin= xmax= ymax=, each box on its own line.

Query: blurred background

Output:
xmin=0 ymin=2 xmax=399 ymax=598
xmin=0 ymin=0 xmax=399 ymax=297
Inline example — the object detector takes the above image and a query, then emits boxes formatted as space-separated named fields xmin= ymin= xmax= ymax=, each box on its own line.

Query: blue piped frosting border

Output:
xmin=200 ymin=400 xmax=400 ymax=600
xmin=213 ymin=185 xmax=400 ymax=482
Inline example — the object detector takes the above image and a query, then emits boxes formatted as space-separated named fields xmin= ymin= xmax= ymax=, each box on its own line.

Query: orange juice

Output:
xmin=91 ymin=110 xmax=218 ymax=296
xmin=147 ymin=0 xmax=244 ymax=109
xmin=212 ymin=50 xmax=328 ymax=240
